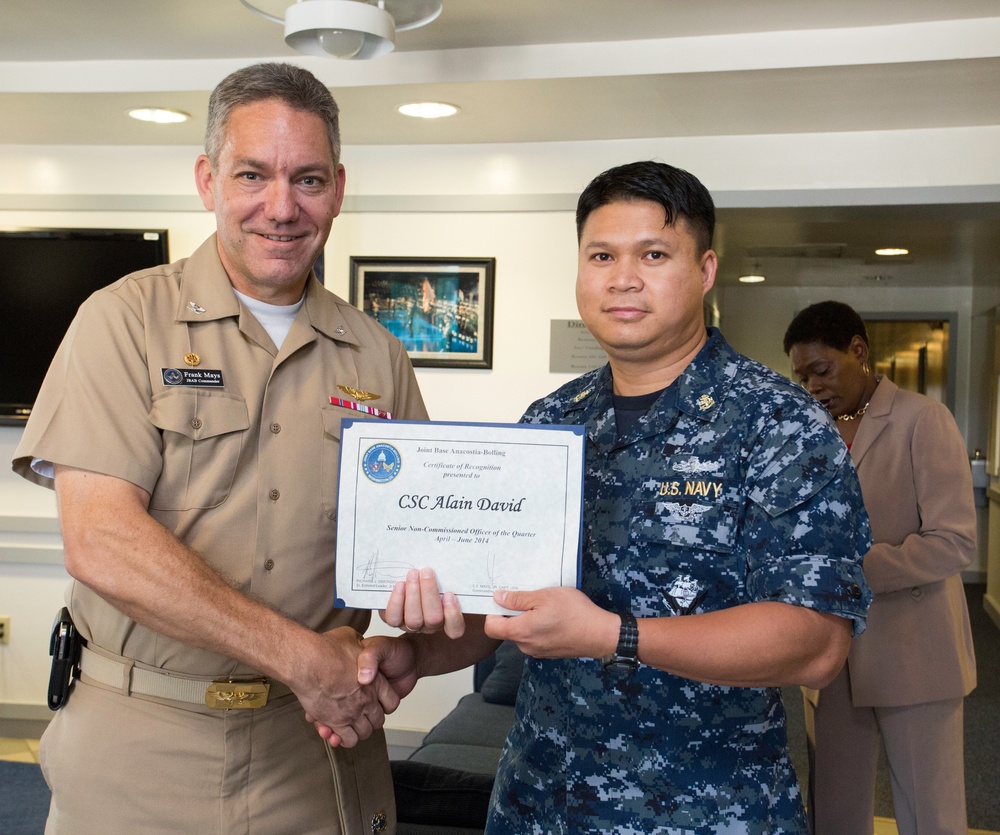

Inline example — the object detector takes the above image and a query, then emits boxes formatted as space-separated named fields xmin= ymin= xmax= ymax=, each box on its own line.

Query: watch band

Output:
xmin=601 ymin=611 xmax=639 ymax=670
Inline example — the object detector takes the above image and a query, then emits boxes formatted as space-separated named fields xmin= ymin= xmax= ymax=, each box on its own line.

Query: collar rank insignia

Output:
xmin=335 ymin=326 xmax=347 ymax=335
xmin=572 ymin=388 xmax=594 ymax=404
xmin=338 ymin=385 xmax=380 ymax=402
xmin=187 ymin=301 xmax=206 ymax=315
xmin=696 ymin=394 xmax=715 ymax=411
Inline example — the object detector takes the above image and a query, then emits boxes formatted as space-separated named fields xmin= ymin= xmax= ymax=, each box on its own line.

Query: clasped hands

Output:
xmin=307 ymin=569 xmax=461 ymax=748
xmin=309 ymin=569 xmax=616 ymax=747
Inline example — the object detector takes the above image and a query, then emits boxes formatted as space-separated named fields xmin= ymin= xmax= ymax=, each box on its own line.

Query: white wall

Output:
xmin=0 ymin=427 xmax=66 ymax=709
xmin=1 ymin=125 xmax=998 ymax=734
xmin=327 ymin=211 xmax=581 ymax=422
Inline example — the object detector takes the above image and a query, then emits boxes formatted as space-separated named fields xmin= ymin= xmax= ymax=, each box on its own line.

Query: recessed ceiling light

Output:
xmin=398 ymin=102 xmax=459 ymax=119
xmin=127 ymin=107 xmax=191 ymax=124
xmin=738 ymin=261 xmax=766 ymax=283
xmin=875 ymin=247 xmax=909 ymax=256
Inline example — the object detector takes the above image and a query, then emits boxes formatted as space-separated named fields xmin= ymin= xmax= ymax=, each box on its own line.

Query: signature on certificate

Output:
xmin=359 ymin=550 xmax=415 ymax=585
xmin=469 ymin=551 xmax=520 ymax=595
xmin=486 ymin=551 xmax=504 ymax=589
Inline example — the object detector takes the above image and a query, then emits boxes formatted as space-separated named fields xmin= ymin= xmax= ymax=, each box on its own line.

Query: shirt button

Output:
xmin=264 ymin=559 xmax=275 ymax=571
xmin=190 ymin=418 xmax=203 ymax=430
xmin=911 ymin=587 xmax=923 ymax=599
xmin=269 ymin=489 xmax=280 ymax=501
xmin=849 ymin=583 xmax=863 ymax=600
xmin=270 ymin=422 xmax=281 ymax=434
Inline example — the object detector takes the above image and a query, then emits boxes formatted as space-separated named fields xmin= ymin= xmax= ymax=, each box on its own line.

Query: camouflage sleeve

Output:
xmin=741 ymin=400 xmax=873 ymax=636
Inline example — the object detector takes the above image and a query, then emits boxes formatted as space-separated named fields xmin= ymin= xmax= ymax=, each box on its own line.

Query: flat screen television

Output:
xmin=0 ymin=227 xmax=169 ymax=425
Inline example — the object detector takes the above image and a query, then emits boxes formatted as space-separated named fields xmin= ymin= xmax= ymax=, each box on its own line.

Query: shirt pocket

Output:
xmin=632 ymin=499 xmax=742 ymax=614
xmin=147 ymin=389 xmax=249 ymax=511
xmin=636 ymin=498 xmax=739 ymax=555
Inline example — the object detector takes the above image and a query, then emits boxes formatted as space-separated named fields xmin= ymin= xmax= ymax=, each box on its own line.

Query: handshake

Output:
xmin=301 ymin=568 xmax=606 ymax=747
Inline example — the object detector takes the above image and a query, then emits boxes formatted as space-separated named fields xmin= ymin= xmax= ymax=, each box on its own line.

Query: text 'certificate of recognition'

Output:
xmin=335 ymin=420 xmax=585 ymax=615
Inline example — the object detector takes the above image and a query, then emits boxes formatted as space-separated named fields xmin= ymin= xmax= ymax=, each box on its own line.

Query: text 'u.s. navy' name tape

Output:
xmin=329 ymin=397 xmax=393 ymax=420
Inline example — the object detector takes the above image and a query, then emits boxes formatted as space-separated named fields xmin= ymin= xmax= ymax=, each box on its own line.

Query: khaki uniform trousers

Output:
xmin=39 ymin=676 xmax=395 ymax=834
xmin=803 ymin=664 xmax=967 ymax=835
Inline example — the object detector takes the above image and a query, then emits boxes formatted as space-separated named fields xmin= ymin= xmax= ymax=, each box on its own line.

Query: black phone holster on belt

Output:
xmin=48 ymin=607 xmax=83 ymax=710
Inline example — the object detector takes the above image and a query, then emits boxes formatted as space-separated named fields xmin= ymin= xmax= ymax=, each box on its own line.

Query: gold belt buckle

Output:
xmin=205 ymin=678 xmax=270 ymax=710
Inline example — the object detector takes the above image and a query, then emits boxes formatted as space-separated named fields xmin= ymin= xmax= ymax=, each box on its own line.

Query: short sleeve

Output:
xmin=742 ymin=397 xmax=873 ymax=636
xmin=743 ymin=438 xmax=872 ymax=636
xmin=12 ymin=287 xmax=164 ymax=493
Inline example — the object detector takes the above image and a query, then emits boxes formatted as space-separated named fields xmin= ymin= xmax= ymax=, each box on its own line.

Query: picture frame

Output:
xmin=349 ymin=256 xmax=495 ymax=369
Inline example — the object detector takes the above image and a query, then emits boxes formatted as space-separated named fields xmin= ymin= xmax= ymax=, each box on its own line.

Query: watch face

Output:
xmin=601 ymin=654 xmax=639 ymax=672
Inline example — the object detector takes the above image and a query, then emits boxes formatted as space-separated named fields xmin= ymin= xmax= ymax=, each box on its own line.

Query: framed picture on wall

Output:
xmin=349 ymin=256 xmax=495 ymax=369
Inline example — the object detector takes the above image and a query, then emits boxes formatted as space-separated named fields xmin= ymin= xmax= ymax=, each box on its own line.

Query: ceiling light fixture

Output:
xmin=738 ymin=261 xmax=766 ymax=284
xmin=398 ymin=102 xmax=459 ymax=119
xmin=240 ymin=0 xmax=442 ymax=60
xmin=127 ymin=107 xmax=191 ymax=124
xmin=875 ymin=247 xmax=909 ymax=256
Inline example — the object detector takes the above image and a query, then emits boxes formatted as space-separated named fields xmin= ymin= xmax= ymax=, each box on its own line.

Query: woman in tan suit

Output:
xmin=784 ymin=301 xmax=977 ymax=835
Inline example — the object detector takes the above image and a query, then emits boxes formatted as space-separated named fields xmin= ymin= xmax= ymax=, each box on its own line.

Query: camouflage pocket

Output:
xmin=636 ymin=498 xmax=739 ymax=554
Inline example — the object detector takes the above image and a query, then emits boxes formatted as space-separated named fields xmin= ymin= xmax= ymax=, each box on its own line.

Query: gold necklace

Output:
xmin=836 ymin=401 xmax=869 ymax=422
xmin=837 ymin=376 xmax=877 ymax=422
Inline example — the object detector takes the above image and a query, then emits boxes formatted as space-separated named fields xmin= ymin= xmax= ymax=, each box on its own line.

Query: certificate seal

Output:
xmin=361 ymin=443 xmax=402 ymax=484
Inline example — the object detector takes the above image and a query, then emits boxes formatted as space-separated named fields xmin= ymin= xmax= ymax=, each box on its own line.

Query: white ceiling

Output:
xmin=1 ymin=0 xmax=999 ymax=288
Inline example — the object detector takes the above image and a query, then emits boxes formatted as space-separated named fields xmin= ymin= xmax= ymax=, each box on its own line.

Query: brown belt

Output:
xmin=79 ymin=645 xmax=290 ymax=709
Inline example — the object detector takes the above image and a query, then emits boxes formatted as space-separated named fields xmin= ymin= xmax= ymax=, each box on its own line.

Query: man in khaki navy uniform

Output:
xmin=12 ymin=62 xmax=425 ymax=834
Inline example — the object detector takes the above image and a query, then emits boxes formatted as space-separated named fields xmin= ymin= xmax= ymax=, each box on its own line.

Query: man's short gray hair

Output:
xmin=204 ymin=62 xmax=341 ymax=167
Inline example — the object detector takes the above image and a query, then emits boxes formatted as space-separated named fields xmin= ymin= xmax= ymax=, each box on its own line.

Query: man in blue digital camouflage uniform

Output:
xmin=351 ymin=160 xmax=873 ymax=834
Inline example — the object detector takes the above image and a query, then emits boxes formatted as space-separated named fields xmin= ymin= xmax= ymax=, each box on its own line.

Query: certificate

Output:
xmin=335 ymin=420 xmax=584 ymax=615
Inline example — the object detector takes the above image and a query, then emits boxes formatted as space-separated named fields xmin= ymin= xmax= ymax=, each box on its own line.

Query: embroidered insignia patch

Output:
xmin=660 ymin=502 xmax=712 ymax=521
xmin=673 ymin=459 xmax=723 ymax=475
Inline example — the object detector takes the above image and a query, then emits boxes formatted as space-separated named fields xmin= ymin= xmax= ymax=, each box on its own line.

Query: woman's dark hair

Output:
xmin=782 ymin=300 xmax=869 ymax=354
xmin=575 ymin=160 xmax=715 ymax=255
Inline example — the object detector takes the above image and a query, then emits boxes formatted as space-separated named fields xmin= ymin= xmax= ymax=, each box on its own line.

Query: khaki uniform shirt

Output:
xmin=13 ymin=235 xmax=428 ymax=677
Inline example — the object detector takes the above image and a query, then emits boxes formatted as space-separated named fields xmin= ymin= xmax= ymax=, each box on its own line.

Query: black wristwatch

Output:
xmin=601 ymin=612 xmax=639 ymax=671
